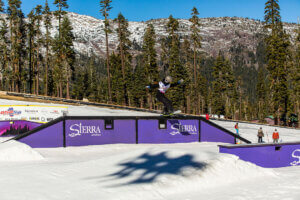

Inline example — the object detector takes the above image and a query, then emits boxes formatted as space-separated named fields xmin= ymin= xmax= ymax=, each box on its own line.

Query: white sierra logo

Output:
xmin=290 ymin=149 xmax=300 ymax=166
xmin=69 ymin=123 xmax=101 ymax=137
xmin=170 ymin=123 xmax=197 ymax=136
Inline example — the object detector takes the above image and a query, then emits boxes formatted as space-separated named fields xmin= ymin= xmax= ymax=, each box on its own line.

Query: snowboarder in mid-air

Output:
xmin=146 ymin=76 xmax=184 ymax=116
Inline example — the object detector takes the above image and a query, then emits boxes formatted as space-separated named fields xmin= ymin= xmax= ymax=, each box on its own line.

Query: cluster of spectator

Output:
xmin=234 ymin=122 xmax=280 ymax=144
xmin=257 ymin=127 xmax=279 ymax=143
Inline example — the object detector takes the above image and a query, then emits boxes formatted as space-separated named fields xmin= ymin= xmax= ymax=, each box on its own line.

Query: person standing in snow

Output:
xmin=272 ymin=129 xmax=279 ymax=143
xmin=146 ymin=76 xmax=183 ymax=115
xmin=206 ymin=113 xmax=210 ymax=120
xmin=234 ymin=123 xmax=239 ymax=135
xmin=257 ymin=127 xmax=264 ymax=143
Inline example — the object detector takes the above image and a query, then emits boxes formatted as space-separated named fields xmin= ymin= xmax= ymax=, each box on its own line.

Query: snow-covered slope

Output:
xmin=0 ymin=99 xmax=299 ymax=199
xmin=64 ymin=13 xmax=297 ymax=58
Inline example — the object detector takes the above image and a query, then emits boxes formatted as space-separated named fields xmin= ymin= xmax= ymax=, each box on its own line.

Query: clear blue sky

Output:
xmin=3 ymin=0 xmax=300 ymax=23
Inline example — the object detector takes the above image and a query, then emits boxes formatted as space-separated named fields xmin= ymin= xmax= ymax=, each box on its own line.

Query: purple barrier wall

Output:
xmin=14 ymin=117 xmax=250 ymax=148
xmin=219 ymin=143 xmax=300 ymax=168
xmin=201 ymin=120 xmax=235 ymax=144
xmin=65 ymin=120 xmax=136 ymax=146
xmin=138 ymin=119 xmax=199 ymax=144
xmin=18 ymin=121 xmax=64 ymax=148
xmin=0 ymin=121 xmax=42 ymax=137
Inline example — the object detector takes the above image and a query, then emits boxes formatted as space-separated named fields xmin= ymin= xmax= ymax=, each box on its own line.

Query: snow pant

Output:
xmin=258 ymin=137 xmax=263 ymax=143
xmin=273 ymin=139 xmax=279 ymax=143
xmin=156 ymin=91 xmax=173 ymax=114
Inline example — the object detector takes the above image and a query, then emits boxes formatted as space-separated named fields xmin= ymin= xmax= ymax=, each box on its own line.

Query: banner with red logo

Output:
xmin=0 ymin=105 xmax=68 ymax=123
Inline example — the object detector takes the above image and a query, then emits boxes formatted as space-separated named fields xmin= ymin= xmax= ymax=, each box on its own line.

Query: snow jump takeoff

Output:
xmin=146 ymin=76 xmax=184 ymax=116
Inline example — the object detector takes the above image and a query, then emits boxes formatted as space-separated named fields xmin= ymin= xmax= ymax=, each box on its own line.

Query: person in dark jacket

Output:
xmin=146 ymin=76 xmax=183 ymax=115
xmin=257 ymin=127 xmax=264 ymax=143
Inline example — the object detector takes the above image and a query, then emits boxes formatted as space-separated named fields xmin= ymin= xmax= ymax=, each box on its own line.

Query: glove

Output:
xmin=178 ymin=79 xmax=184 ymax=84
xmin=146 ymin=86 xmax=150 ymax=89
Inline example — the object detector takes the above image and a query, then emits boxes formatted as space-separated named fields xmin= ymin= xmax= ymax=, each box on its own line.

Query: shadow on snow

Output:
xmin=106 ymin=151 xmax=206 ymax=185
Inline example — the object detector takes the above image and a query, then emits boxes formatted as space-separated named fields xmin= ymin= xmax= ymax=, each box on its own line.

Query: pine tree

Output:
xmin=264 ymin=0 xmax=291 ymax=125
xmin=54 ymin=0 xmax=68 ymax=37
xmin=114 ymin=13 xmax=132 ymax=105
xmin=61 ymin=16 xmax=75 ymax=99
xmin=100 ymin=0 xmax=112 ymax=103
xmin=181 ymin=38 xmax=193 ymax=113
xmin=142 ymin=23 xmax=159 ymax=109
xmin=27 ymin=9 xmax=35 ymax=94
xmin=212 ymin=55 xmax=235 ymax=118
xmin=189 ymin=7 xmax=202 ymax=86
xmin=256 ymin=66 xmax=268 ymax=121
xmin=292 ymin=24 xmax=300 ymax=127
xmin=34 ymin=5 xmax=43 ymax=95
xmin=43 ymin=0 xmax=52 ymax=96
xmin=110 ymin=52 xmax=124 ymax=104
xmin=132 ymin=56 xmax=147 ymax=107
xmin=166 ymin=15 xmax=188 ymax=110
xmin=7 ymin=0 xmax=26 ymax=92
xmin=53 ymin=0 xmax=68 ymax=97
xmin=0 ymin=17 xmax=10 ymax=91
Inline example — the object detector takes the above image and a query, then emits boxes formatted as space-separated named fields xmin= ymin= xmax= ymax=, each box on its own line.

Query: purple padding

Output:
xmin=19 ymin=122 xmax=64 ymax=148
xmin=0 ymin=121 xmax=42 ymax=136
xmin=201 ymin=120 xmax=235 ymax=144
xmin=138 ymin=119 xmax=199 ymax=144
xmin=220 ymin=144 xmax=300 ymax=168
xmin=65 ymin=120 xmax=136 ymax=147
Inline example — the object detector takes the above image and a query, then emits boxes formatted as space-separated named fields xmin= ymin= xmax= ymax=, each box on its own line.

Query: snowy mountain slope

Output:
xmin=2 ymin=12 xmax=297 ymax=60
xmin=64 ymin=13 xmax=297 ymax=58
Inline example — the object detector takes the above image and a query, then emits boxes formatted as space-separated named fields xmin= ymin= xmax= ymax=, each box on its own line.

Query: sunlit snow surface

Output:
xmin=0 ymin=99 xmax=299 ymax=200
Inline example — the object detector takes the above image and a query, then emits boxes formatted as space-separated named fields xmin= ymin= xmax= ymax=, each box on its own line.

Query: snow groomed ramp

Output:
xmin=219 ymin=143 xmax=300 ymax=168
xmin=10 ymin=116 xmax=251 ymax=148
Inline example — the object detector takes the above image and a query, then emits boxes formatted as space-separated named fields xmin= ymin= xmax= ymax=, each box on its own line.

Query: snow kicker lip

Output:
xmin=5 ymin=115 xmax=251 ymax=148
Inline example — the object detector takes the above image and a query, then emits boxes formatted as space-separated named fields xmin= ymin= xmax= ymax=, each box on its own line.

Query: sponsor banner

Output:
xmin=138 ymin=119 xmax=199 ymax=144
xmin=65 ymin=120 xmax=136 ymax=146
xmin=0 ymin=105 xmax=68 ymax=123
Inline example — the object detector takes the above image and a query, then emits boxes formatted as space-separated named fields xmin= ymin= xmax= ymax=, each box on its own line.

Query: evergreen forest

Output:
xmin=0 ymin=0 xmax=299 ymax=126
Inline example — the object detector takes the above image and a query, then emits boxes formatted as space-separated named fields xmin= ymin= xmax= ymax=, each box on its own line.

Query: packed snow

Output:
xmin=0 ymin=98 xmax=299 ymax=200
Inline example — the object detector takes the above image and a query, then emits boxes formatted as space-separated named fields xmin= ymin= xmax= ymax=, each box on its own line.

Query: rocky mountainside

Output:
xmin=63 ymin=13 xmax=298 ymax=59
xmin=1 ymin=12 xmax=298 ymax=60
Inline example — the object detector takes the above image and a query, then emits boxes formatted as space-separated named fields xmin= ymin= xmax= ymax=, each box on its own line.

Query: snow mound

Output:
xmin=151 ymin=154 xmax=276 ymax=196
xmin=0 ymin=140 xmax=44 ymax=162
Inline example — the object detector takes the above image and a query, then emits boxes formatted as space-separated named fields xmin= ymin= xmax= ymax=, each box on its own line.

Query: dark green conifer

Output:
xmin=43 ymin=0 xmax=53 ymax=96
xmin=142 ymin=23 xmax=159 ymax=109
xmin=264 ymin=0 xmax=291 ymax=125
xmin=7 ymin=0 xmax=26 ymax=92
xmin=114 ymin=13 xmax=132 ymax=105
xmin=189 ymin=7 xmax=202 ymax=85
xmin=0 ymin=16 xmax=10 ymax=91
xmin=100 ymin=0 xmax=113 ymax=103
xmin=166 ymin=15 xmax=188 ymax=110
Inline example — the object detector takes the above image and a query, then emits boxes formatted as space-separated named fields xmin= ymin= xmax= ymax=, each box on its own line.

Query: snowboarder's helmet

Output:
xmin=165 ymin=76 xmax=172 ymax=83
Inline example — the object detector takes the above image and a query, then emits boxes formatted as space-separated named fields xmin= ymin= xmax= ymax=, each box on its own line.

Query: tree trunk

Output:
xmin=105 ymin=21 xmax=112 ymax=103
xmin=147 ymin=93 xmax=153 ymax=110
xmin=56 ymin=85 xmax=59 ymax=98
xmin=36 ymin=48 xmax=39 ymax=96
xmin=186 ymin=95 xmax=191 ymax=114
xmin=59 ymin=81 xmax=63 ymax=98
xmin=45 ymin=45 xmax=49 ymax=96
xmin=118 ymin=20 xmax=128 ymax=106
